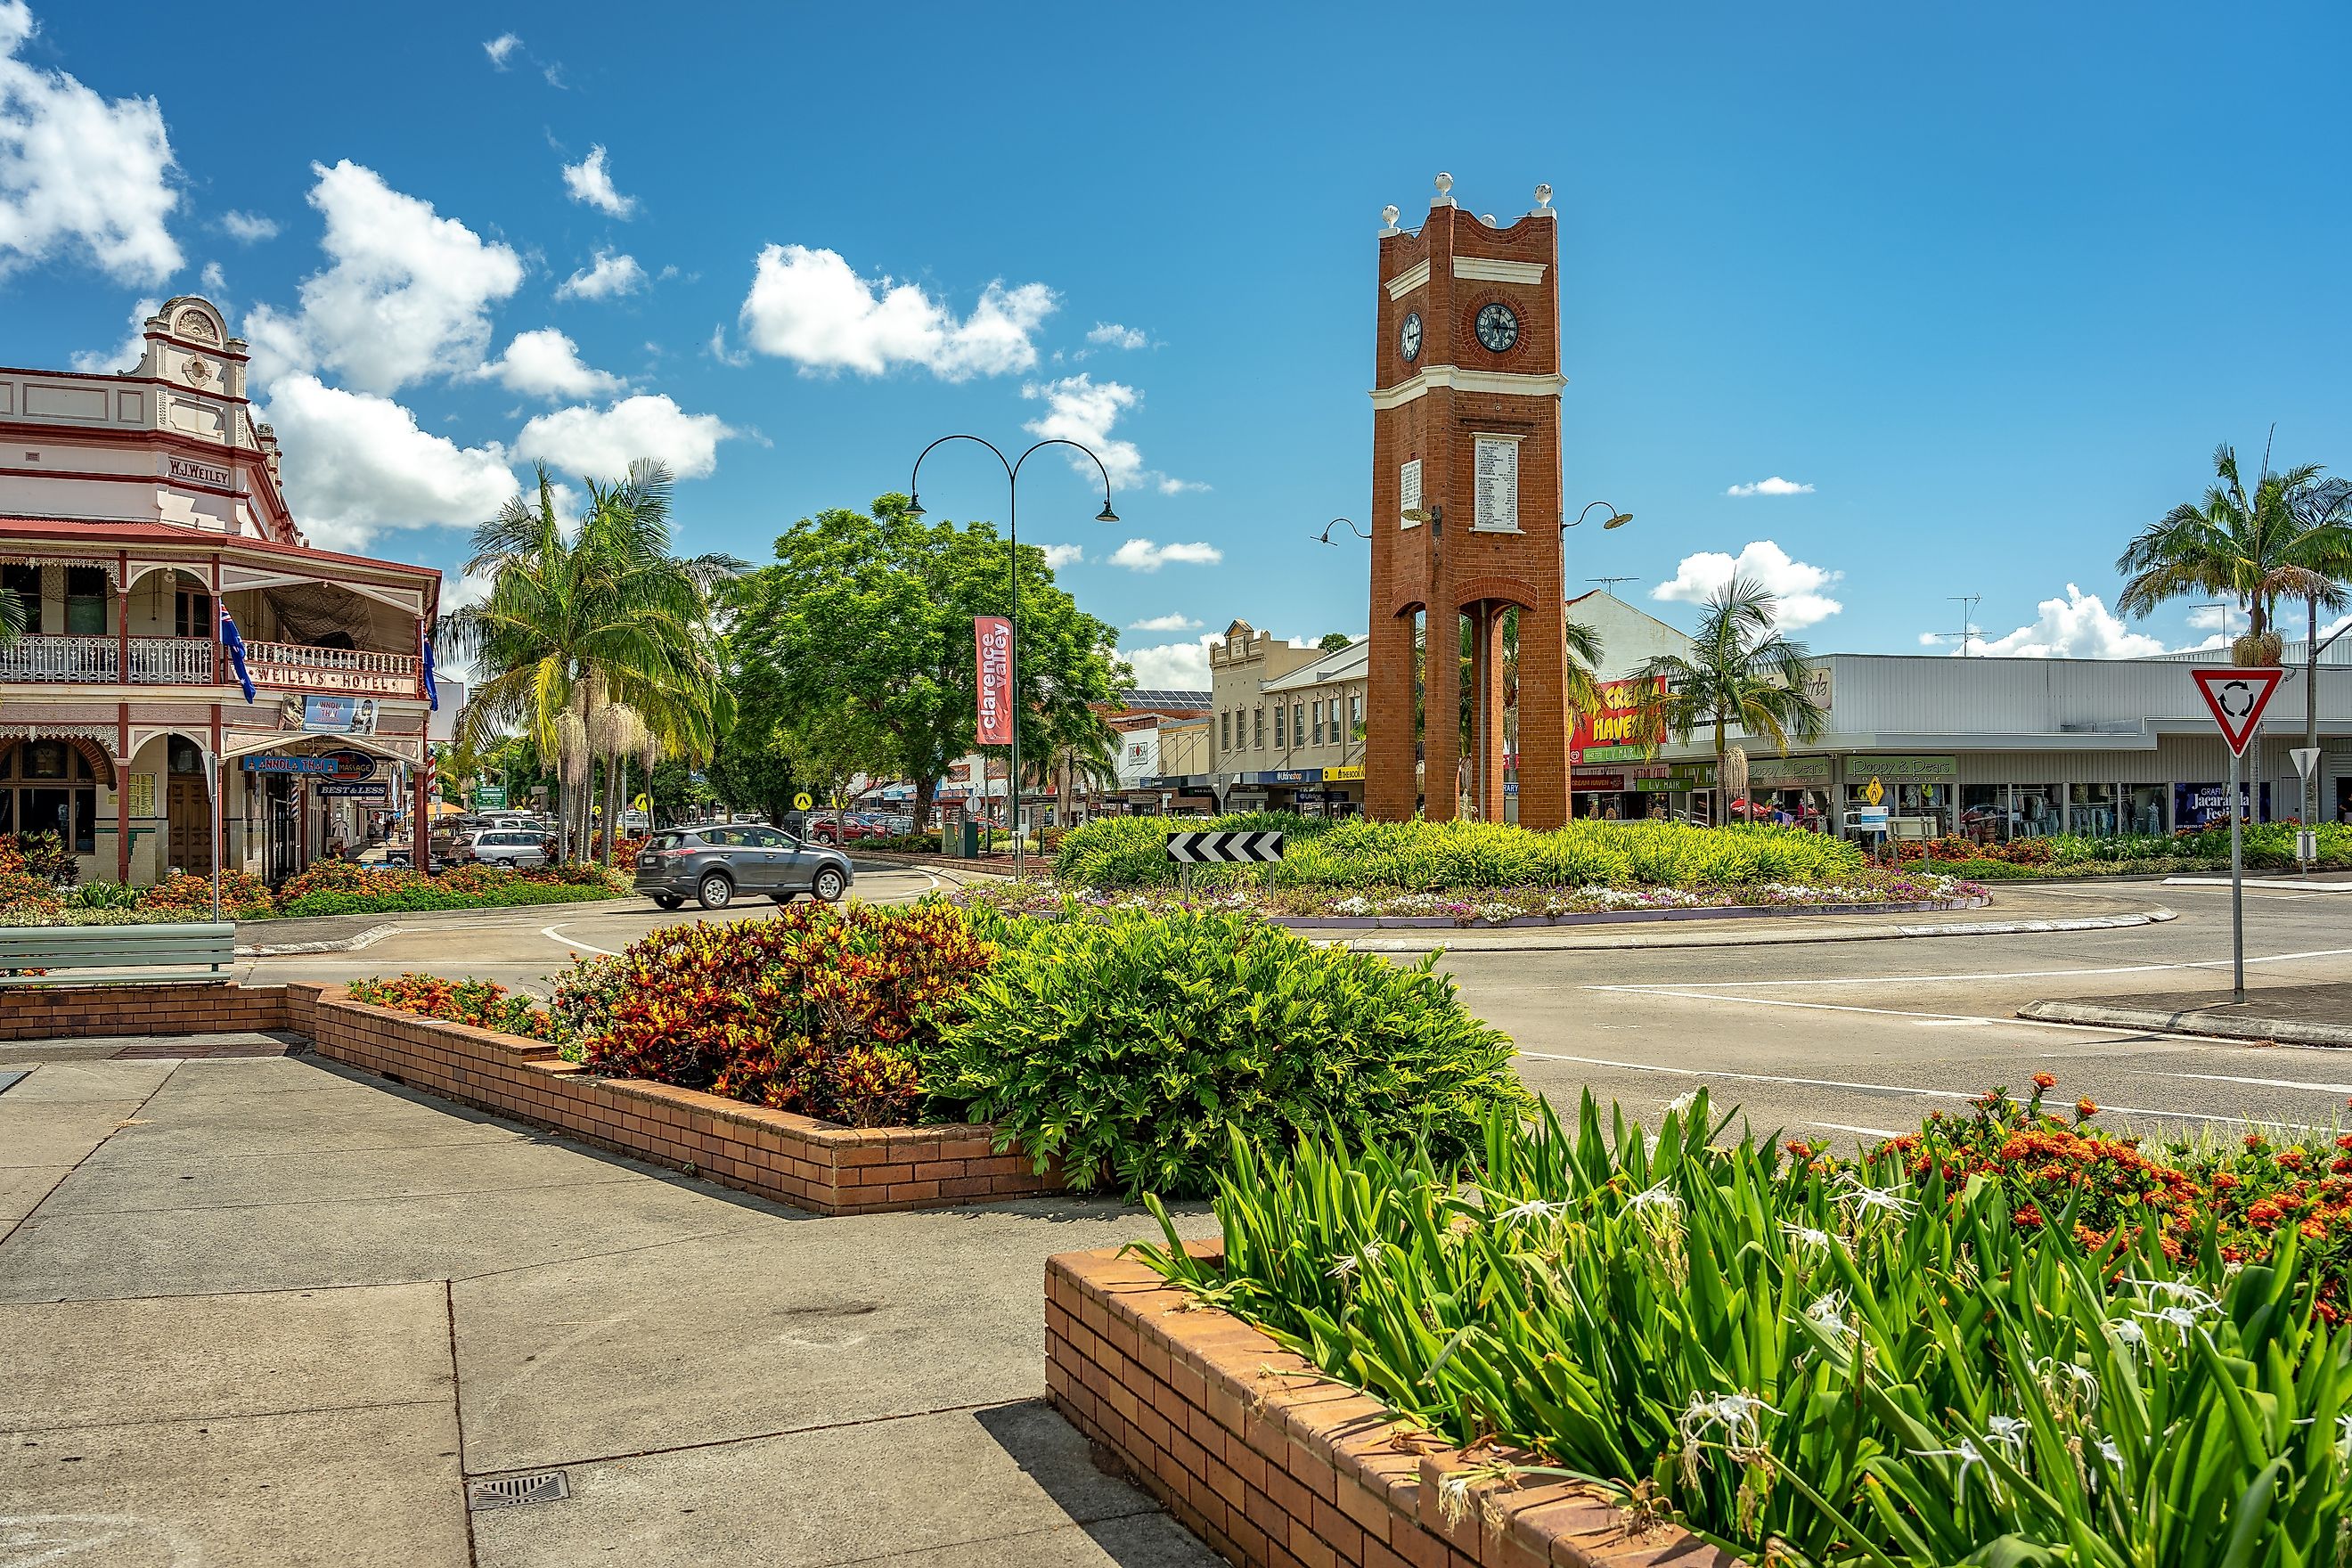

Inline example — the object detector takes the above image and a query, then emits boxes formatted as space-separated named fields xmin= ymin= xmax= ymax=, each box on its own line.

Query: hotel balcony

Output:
xmin=0 ymin=633 xmax=420 ymax=696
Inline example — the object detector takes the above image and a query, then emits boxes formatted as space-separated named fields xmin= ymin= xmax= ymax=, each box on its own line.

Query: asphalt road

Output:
xmin=235 ymin=866 xmax=2352 ymax=1149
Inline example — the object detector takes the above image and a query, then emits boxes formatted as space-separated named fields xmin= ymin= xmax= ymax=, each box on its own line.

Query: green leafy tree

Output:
xmin=729 ymin=494 xmax=1127 ymax=829
xmin=2117 ymin=442 xmax=2352 ymax=666
xmin=442 ymin=461 xmax=739 ymax=861
xmin=1631 ymin=575 xmax=1826 ymax=826
xmin=1317 ymin=631 xmax=1354 ymax=653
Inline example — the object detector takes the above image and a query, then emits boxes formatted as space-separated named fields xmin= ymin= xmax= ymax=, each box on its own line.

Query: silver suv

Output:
xmin=467 ymin=828 xmax=553 ymax=869
xmin=633 ymin=822 xmax=853 ymax=911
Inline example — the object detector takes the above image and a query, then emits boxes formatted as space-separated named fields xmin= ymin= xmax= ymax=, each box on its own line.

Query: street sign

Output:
xmin=1860 ymin=777 xmax=1885 ymax=806
xmin=1165 ymin=830 xmax=1285 ymax=864
xmin=633 ymin=792 xmax=651 ymax=813
xmin=476 ymin=786 xmax=507 ymax=809
xmin=793 ymin=792 xmax=813 ymax=812
xmin=2291 ymin=747 xmax=2322 ymax=782
xmin=2192 ymin=667 xmax=2283 ymax=755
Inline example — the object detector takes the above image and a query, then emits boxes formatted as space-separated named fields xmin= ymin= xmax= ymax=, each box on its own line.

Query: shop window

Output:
xmin=1895 ymin=781 xmax=1950 ymax=837
xmin=63 ymin=568 xmax=108 ymax=636
xmin=2067 ymin=782 xmax=2120 ymax=837
xmin=1275 ymin=706 xmax=1286 ymax=747
xmin=0 ymin=564 xmax=38 ymax=635
xmin=2125 ymin=784 xmax=2167 ymax=835
xmin=1293 ymin=705 xmax=1304 ymax=748
xmin=2013 ymin=784 xmax=2062 ymax=837
xmin=0 ymin=741 xmax=97 ymax=855
xmin=1959 ymin=784 xmax=2009 ymax=842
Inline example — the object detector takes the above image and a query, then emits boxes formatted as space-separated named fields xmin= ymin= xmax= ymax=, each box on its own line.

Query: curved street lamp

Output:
xmin=905 ymin=437 xmax=1119 ymax=877
xmin=1312 ymin=518 xmax=1370 ymax=546
xmin=1567 ymin=501 xmax=1632 ymax=531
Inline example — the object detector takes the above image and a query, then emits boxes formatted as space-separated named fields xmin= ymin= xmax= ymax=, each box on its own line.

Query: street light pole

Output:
xmin=907 ymin=437 xmax=1118 ymax=878
xmin=1563 ymin=502 xmax=1633 ymax=817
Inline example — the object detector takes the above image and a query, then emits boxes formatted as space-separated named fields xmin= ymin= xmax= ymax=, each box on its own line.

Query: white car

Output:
xmin=467 ymin=828 xmax=553 ymax=869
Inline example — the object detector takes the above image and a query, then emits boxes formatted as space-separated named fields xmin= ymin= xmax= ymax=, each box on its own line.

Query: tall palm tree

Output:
xmin=1631 ymin=575 xmax=1827 ymax=826
xmin=442 ymin=461 xmax=739 ymax=863
xmin=2117 ymin=442 xmax=2352 ymax=666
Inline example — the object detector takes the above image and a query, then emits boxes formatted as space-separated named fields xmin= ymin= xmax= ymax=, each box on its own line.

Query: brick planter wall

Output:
xmin=297 ymin=984 xmax=1063 ymax=1216
xmin=0 ymin=982 xmax=293 ymax=1041
xmin=1047 ymin=1247 xmax=1738 ymax=1568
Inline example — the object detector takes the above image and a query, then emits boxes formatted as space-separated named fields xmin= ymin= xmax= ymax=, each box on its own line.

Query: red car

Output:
xmin=806 ymin=818 xmax=883 ymax=844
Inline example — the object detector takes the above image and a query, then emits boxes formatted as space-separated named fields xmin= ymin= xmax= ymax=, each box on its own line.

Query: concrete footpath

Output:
xmin=0 ymin=1041 xmax=1218 ymax=1568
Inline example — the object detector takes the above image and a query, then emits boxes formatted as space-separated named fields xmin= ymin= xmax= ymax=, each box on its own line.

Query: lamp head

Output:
xmin=1096 ymin=498 xmax=1119 ymax=525
xmin=904 ymin=493 xmax=926 ymax=519
xmin=1604 ymin=511 xmax=1632 ymax=529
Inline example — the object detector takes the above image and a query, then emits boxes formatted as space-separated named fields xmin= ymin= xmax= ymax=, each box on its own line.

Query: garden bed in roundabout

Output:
xmin=1081 ymin=1078 xmax=2352 ymax=1566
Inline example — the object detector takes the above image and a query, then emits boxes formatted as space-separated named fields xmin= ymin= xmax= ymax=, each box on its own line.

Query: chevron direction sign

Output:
xmin=1165 ymin=829 xmax=1285 ymax=864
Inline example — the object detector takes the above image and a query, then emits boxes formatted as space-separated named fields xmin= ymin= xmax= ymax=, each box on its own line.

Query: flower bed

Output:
xmin=346 ymin=973 xmax=557 ymax=1040
xmin=952 ymin=866 xmax=1986 ymax=927
xmin=1899 ymin=821 xmax=2352 ymax=877
xmin=355 ymin=898 xmax=1526 ymax=1199
xmin=1131 ymin=1078 xmax=2352 ymax=1564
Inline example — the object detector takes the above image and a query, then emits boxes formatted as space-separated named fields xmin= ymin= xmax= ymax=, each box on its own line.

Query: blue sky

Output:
xmin=5 ymin=1 xmax=2348 ymax=689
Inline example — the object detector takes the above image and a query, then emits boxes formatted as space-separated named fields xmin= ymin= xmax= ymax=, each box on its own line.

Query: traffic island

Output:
xmin=1046 ymin=1245 xmax=1733 ymax=1568
xmin=296 ymin=984 xmax=1064 ymax=1214
xmin=2021 ymin=984 xmax=2352 ymax=1049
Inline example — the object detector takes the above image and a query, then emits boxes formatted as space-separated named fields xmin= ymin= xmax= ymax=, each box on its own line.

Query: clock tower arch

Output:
xmin=1365 ymin=176 xmax=1570 ymax=829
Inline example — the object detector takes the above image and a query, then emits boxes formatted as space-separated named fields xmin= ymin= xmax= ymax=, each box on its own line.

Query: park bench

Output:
xmin=0 ymin=923 xmax=236 ymax=987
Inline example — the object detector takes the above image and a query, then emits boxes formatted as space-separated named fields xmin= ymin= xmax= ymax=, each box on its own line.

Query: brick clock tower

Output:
xmin=1365 ymin=174 xmax=1569 ymax=829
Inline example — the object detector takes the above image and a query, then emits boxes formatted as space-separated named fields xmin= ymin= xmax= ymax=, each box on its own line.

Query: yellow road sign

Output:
xmin=793 ymin=792 xmax=813 ymax=812
xmin=633 ymin=793 xmax=650 ymax=813
xmin=1861 ymin=777 xmax=1885 ymax=806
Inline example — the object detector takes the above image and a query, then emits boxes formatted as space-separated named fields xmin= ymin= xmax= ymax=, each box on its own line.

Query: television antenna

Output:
xmin=1588 ymin=576 xmax=1638 ymax=595
xmin=1948 ymin=593 xmax=1980 ymax=657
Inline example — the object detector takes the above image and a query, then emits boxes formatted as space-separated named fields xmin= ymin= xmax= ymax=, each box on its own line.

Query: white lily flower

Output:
xmin=1983 ymin=1415 xmax=2029 ymax=1455
xmin=1834 ymin=1176 xmax=1916 ymax=1218
xmin=1911 ymin=1437 xmax=1999 ymax=1506
xmin=1665 ymin=1090 xmax=1698 ymax=1115
xmin=1626 ymin=1181 xmax=1682 ymax=1215
xmin=1493 ymin=1196 xmax=1572 ymax=1225
xmin=1779 ymin=1222 xmax=1834 ymax=1252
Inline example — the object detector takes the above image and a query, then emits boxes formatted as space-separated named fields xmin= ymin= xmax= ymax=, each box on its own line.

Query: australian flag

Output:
xmin=218 ymin=606 xmax=256 ymax=703
xmin=421 ymin=624 xmax=439 ymax=712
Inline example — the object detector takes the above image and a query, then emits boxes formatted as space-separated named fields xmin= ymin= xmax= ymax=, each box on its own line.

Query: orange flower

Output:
xmin=2031 ymin=1072 xmax=2057 ymax=1092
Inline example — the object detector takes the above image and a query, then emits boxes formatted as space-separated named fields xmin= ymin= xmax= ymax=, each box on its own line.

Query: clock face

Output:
xmin=1474 ymin=302 xmax=1520 ymax=354
xmin=1399 ymin=311 xmax=1423 ymax=363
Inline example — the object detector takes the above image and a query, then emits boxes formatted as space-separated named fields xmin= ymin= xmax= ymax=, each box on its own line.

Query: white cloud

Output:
xmin=260 ymin=374 xmax=517 ymax=551
xmin=738 ymin=242 xmax=1055 ymax=380
xmin=1156 ymin=475 xmax=1211 ymax=494
xmin=1022 ymin=373 xmax=1147 ymax=490
xmin=1725 ymin=476 xmax=1816 ymax=497
xmin=1972 ymin=584 xmax=2168 ymax=659
xmin=1123 ymin=635 xmax=1214 ymax=690
xmin=471 ymin=327 xmax=625 ymax=400
xmin=555 ymin=247 xmax=644 ymax=300
xmin=483 ymin=33 xmax=522 ymax=69
xmin=1131 ymin=612 xmax=1201 ymax=632
xmin=1652 ymin=539 xmax=1843 ymax=628
xmin=2186 ymin=604 xmax=2231 ymax=631
xmin=512 ymin=393 xmax=735 ymax=482
xmin=1108 ymin=538 xmax=1221 ymax=572
xmin=1087 ymin=322 xmax=1149 ymax=349
xmin=560 ymin=144 xmax=635 ymax=218
xmin=217 ymin=209 xmax=277 ymax=244
xmin=1040 ymin=543 xmax=1084 ymax=568
xmin=69 ymin=293 xmax=158 ymax=372
xmin=198 ymin=259 xmax=224 ymax=293
xmin=0 ymin=2 xmax=182 ymax=285
xmin=241 ymin=160 xmax=525 ymax=394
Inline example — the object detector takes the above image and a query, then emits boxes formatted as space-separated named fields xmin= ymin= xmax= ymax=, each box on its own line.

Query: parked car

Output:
xmin=633 ymin=822 xmax=853 ymax=910
xmin=467 ymin=828 xmax=553 ymax=869
xmin=806 ymin=816 xmax=885 ymax=845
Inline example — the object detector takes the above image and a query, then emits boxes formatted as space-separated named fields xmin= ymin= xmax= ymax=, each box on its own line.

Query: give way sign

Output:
xmin=2192 ymin=666 xmax=2284 ymax=755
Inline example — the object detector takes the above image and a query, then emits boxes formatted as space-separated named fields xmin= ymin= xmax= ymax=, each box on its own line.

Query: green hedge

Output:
xmin=932 ymin=906 xmax=1524 ymax=1196
xmin=1055 ymin=813 xmax=1862 ymax=891
xmin=277 ymin=880 xmax=628 ymax=919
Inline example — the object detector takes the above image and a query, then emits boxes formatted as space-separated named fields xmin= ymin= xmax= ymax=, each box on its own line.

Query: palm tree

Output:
xmin=1631 ymin=575 xmax=1827 ymax=827
xmin=2117 ymin=442 xmax=2352 ymax=666
xmin=442 ymin=461 xmax=739 ymax=864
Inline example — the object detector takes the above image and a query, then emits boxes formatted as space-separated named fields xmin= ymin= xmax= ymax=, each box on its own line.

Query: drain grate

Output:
xmin=467 ymin=1470 xmax=570 ymax=1510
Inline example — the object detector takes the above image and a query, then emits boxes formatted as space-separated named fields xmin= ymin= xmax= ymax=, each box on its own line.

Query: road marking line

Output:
xmin=1586 ymin=987 xmax=2154 ymax=1033
xmin=541 ymin=924 xmax=627 ymax=957
xmin=1586 ymin=944 xmax=2352 ymax=992
xmin=1512 ymin=1052 xmax=2230 ymax=1124
xmin=1810 ymin=1121 xmax=1905 ymax=1139
xmin=2153 ymin=1070 xmax=2352 ymax=1097
xmin=1914 ymin=1018 xmax=1994 ymax=1027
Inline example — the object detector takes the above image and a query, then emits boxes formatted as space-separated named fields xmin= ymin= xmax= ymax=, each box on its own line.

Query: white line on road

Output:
xmin=1810 ymin=1121 xmax=1905 ymax=1139
xmin=542 ymin=925 xmax=626 ymax=957
xmin=1513 ymin=1052 xmax=2228 ymax=1124
xmin=1586 ymin=987 xmax=2171 ymax=1034
xmin=2152 ymin=1070 xmax=2352 ymax=1098
xmin=1914 ymin=1018 xmax=1995 ymax=1027
xmin=1588 ymin=945 xmax=2352 ymax=992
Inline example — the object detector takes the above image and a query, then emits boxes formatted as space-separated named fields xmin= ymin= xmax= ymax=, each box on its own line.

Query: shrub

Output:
xmin=64 ymin=880 xmax=141 ymax=911
xmin=11 ymin=830 xmax=78 ymax=886
xmin=347 ymin=973 xmax=557 ymax=1040
xmin=1137 ymin=1082 xmax=2352 ymax=1565
xmin=1055 ymin=812 xmax=1861 ymax=893
xmin=273 ymin=860 xmax=625 ymax=917
xmin=138 ymin=870 xmax=274 ymax=920
xmin=933 ymin=906 xmax=1525 ymax=1197
xmin=563 ymin=901 xmax=992 ymax=1127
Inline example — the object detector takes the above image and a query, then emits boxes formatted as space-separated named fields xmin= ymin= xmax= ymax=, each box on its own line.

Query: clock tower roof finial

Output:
xmin=1432 ymin=171 xmax=1454 ymax=208
xmin=1379 ymin=203 xmax=1401 ymax=236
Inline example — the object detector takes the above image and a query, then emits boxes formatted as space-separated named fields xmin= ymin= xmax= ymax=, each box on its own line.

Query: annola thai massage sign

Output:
xmin=975 ymin=617 xmax=1014 ymax=746
xmin=1572 ymin=676 xmax=1665 ymax=764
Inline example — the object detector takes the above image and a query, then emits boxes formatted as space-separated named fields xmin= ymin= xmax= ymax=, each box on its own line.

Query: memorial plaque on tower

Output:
xmin=1399 ymin=459 xmax=1422 ymax=528
xmin=1473 ymin=436 xmax=1519 ymax=532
